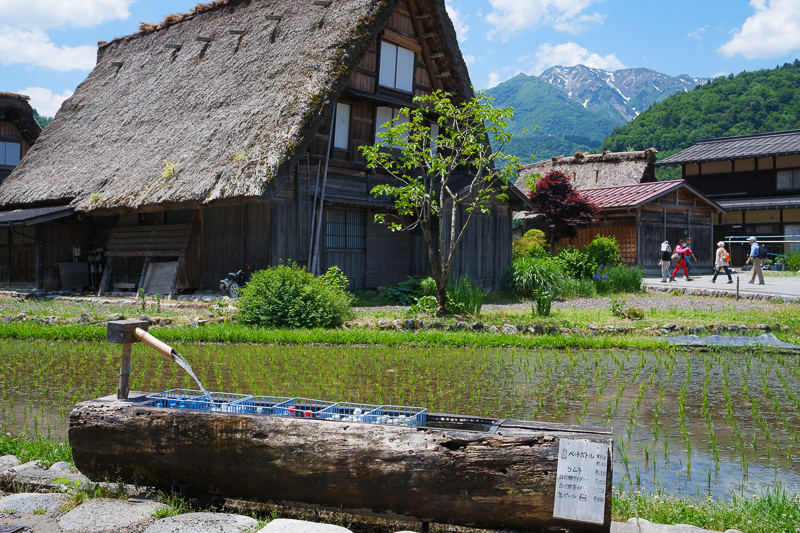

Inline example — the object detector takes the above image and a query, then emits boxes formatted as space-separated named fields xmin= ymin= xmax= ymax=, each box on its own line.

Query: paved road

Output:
xmin=643 ymin=269 xmax=800 ymax=299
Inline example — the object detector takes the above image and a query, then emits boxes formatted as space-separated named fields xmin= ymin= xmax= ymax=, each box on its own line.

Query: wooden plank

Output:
xmin=97 ymin=257 xmax=113 ymax=296
xmin=142 ymin=261 xmax=179 ymax=295
xmin=69 ymin=396 xmax=613 ymax=533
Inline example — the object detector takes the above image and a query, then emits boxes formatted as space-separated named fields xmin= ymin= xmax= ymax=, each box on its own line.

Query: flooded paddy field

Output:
xmin=1 ymin=339 xmax=798 ymax=497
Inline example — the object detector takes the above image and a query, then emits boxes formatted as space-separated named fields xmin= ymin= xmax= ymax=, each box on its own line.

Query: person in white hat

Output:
xmin=745 ymin=236 xmax=765 ymax=285
xmin=711 ymin=241 xmax=733 ymax=283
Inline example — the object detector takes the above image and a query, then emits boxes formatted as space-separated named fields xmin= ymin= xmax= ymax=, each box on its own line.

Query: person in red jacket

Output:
xmin=671 ymin=239 xmax=692 ymax=281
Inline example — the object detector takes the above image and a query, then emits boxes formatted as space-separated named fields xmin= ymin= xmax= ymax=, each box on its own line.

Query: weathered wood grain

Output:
xmin=69 ymin=394 xmax=612 ymax=532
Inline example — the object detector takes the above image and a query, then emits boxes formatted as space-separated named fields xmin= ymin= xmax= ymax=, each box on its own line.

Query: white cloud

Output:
xmin=0 ymin=0 xmax=132 ymax=30
xmin=686 ymin=25 xmax=708 ymax=40
xmin=485 ymin=0 xmax=603 ymax=37
xmin=463 ymin=54 xmax=476 ymax=65
xmin=445 ymin=1 xmax=470 ymax=43
xmin=488 ymin=72 xmax=502 ymax=89
xmin=529 ymin=42 xmax=624 ymax=74
xmin=0 ymin=29 xmax=96 ymax=71
xmin=19 ymin=87 xmax=73 ymax=117
xmin=719 ymin=0 xmax=800 ymax=59
xmin=0 ymin=0 xmax=131 ymax=72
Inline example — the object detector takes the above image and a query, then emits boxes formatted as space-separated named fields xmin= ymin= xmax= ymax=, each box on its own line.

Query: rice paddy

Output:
xmin=1 ymin=339 xmax=798 ymax=497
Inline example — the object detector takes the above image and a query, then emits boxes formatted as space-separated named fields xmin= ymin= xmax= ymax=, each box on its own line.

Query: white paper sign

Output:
xmin=553 ymin=438 xmax=608 ymax=524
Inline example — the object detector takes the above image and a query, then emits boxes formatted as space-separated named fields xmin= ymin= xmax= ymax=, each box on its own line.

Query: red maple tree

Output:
xmin=527 ymin=170 xmax=599 ymax=244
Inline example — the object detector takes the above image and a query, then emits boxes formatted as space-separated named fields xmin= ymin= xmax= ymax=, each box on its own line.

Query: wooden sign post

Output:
xmin=106 ymin=319 xmax=149 ymax=400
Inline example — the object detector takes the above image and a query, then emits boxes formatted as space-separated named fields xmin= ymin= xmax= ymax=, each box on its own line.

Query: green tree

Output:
xmin=360 ymin=90 xmax=519 ymax=313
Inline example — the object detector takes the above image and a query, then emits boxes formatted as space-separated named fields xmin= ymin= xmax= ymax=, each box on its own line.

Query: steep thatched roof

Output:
xmin=0 ymin=92 xmax=42 ymax=145
xmin=515 ymin=149 xmax=658 ymax=197
xmin=0 ymin=0 xmax=471 ymax=214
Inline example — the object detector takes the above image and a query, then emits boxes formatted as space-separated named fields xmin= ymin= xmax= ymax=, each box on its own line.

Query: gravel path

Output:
xmin=355 ymin=293 xmax=775 ymax=316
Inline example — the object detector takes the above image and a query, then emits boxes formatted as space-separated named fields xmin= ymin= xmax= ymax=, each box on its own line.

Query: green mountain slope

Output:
xmin=602 ymin=61 xmax=800 ymax=179
xmin=487 ymin=73 xmax=624 ymax=161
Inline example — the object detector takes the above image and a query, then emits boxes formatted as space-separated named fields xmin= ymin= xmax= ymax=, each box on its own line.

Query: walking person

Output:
xmin=711 ymin=241 xmax=733 ymax=283
xmin=684 ymin=237 xmax=697 ymax=274
xmin=671 ymin=239 xmax=692 ymax=281
xmin=659 ymin=240 xmax=672 ymax=282
xmin=745 ymin=236 xmax=765 ymax=285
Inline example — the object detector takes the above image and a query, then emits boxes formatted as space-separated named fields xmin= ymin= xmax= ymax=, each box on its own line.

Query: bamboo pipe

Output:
xmin=133 ymin=327 xmax=176 ymax=361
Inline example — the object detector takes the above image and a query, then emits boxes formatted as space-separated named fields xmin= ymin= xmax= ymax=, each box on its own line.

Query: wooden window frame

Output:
xmin=0 ymin=141 xmax=21 ymax=167
xmin=334 ymin=102 xmax=352 ymax=150
xmin=326 ymin=210 xmax=366 ymax=251
xmin=378 ymin=41 xmax=415 ymax=93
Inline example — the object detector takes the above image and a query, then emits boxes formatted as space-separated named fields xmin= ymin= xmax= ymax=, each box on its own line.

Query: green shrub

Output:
xmin=418 ymin=277 xmax=437 ymax=297
xmin=593 ymin=265 xmax=644 ymax=294
xmin=533 ymin=289 xmax=554 ymax=317
xmin=383 ymin=277 xmax=422 ymax=305
xmin=410 ymin=295 xmax=438 ymax=315
xmin=557 ymin=247 xmax=597 ymax=279
xmin=783 ymin=250 xmax=800 ymax=271
xmin=509 ymin=256 xmax=568 ymax=298
xmin=609 ymin=296 xmax=627 ymax=317
xmin=563 ymin=277 xmax=597 ymax=298
xmin=585 ymin=235 xmax=621 ymax=267
xmin=237 ymin=263 xmax=353 ymax=328
xmin=513 ymin=229 xmax=549 ymax=259
xmin=447 ymin=275 xmax=487 ymax=316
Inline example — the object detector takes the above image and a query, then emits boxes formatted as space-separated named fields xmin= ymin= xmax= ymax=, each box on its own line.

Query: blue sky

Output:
xmin=2 ymin=0 xmax=800 ymax=116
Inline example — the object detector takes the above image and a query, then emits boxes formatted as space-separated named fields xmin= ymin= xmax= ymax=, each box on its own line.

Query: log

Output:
xmin=69 ymin=394 xmax=613 ymax=532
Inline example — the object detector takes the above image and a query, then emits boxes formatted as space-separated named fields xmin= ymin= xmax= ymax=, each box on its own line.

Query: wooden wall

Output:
xmin=365 ymin=214 xmax=410 ymax=288
xmin=41 ymin=220 xmax=94 ymax=290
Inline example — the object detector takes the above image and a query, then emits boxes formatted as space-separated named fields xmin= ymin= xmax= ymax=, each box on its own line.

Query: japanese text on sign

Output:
xmin=553 ymin=438 xmax=608 ymax=525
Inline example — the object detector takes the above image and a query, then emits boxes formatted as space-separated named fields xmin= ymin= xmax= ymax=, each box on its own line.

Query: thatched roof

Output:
xmin=0 ymin=0 xmax=471 ymax=214
xmin=0 ymin=92 xmax=42 ymax=145
xmin=515 ymin=149 xmax=658 ymax=198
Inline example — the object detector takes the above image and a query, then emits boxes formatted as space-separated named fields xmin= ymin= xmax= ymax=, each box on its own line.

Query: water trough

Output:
xmin=67 ymin=320 xmax=615 ymax=532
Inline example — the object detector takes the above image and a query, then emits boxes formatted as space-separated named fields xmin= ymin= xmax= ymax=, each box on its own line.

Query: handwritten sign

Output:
xmin=553 ymin=438 xmax=608 ymax=524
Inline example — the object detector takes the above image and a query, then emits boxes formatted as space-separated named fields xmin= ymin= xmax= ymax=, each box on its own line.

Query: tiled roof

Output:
xmin=578 ymin=180 xmax=686 ymax=209
xmin=657 ymin=130 xmax=800 ymax=166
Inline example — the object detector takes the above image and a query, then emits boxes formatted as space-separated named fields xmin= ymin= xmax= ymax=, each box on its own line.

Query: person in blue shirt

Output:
xmin=683 ymin=237 xmax=696 ymax=273
xmin=745 ymin=236 xmax=765 ymax=285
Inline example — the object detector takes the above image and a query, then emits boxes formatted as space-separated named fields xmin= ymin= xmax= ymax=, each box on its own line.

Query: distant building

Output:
xmin=0 ymin=92 xmax=41 ymax=183
xmin=658 ymin=129 xmax=800 ymax=264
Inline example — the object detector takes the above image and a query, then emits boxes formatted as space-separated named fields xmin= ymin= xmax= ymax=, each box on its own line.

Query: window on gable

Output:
xmin=375 ymin=106 xmax=409 ymax=143
xmin=379 ymin=41 xmax=415 ymax=93
xmin=326 ymin=210 xmax=366 ymax=250
xmin=777 ymin=169 xmax=800 ymax=190
xmin=334 ymin=102 xmax=351 ymax=150
xmin=0 ymin=142 xmax=20 ymax=166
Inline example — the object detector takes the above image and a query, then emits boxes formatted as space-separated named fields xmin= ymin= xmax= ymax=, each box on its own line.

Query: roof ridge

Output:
xmin=695 ymin=129 xmax=800 ymax=144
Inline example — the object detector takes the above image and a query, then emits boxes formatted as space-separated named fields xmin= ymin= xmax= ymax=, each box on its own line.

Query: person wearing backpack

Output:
xmin=711 ymin=241 xmax=733 ymax=283
xmin=745 ymin=236 xmax=765 ymax=285
xmin=659 ymin=240 xmax=672 ymax=282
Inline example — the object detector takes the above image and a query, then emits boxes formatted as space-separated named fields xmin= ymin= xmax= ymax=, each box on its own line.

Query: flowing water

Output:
xmin=2 ymin=339 xmax=798 ymax=497
xmin=171 ymin=351 xmax=209 ymax=396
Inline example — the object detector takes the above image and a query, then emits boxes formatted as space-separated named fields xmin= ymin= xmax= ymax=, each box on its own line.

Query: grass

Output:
xmin=0 ymin=432 xmax=72 ymax=467
xmin=613 ymin=487 xmax=800 ymax=533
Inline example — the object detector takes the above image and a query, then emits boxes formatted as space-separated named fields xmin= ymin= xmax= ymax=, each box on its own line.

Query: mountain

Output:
xmin=486 ymin=73 xmax=623 ymax=163
xmin=33 ymin=110 xmax=52 ymax=129
xmin=540 ymin=65 xmax=707 ymax=123
xmin=486 ymin=65 xmax=708 ymax=162
xmin=602 ymin=61 xmax=800 ymax=179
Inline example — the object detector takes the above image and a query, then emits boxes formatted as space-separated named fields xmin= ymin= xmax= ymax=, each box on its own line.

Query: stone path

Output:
xmin=0 ymin=455 xmax=744 ymax=533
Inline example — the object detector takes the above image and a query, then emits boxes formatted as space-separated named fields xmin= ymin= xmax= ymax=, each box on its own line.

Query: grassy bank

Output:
xmin=0 ymin=320 xmax=672 ymax=350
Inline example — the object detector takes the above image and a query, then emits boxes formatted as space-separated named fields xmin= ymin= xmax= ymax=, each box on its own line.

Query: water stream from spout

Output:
xmin=172 ymin=351 xmax=210 ymax=397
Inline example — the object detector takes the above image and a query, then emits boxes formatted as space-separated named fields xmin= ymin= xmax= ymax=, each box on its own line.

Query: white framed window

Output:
xmin=375 ymin=106 xmax=409 ymax=142
xmin=777 ymin=169 xmax=800 ymax=190
xmin=379 ymin=41 xmax=415 ymax=92
xmin=429 ymin=123 xmax=439 ymax=156
xmin=0 ymin=142 xmax=20 ymax=166
xmin=334 ymin=102 xmax=351 ymax=150
xmin=326 ymin=210 xmax=366 ymax=250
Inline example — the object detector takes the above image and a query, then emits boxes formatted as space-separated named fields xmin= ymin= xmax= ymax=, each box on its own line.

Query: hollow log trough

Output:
xmin=69 ymin=393 xmax=614 ymax=532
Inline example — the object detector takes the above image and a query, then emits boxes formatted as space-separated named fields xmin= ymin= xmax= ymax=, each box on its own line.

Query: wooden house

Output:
xmin=0 ymin=0 xmax=527 ymax=293
xmin=0 ymin=92 xmax=45 ymax=287
xmin=516 ymin=180 xmax=723 ymax=272
xmin=658 ymin=130 xmax=800 ymax=265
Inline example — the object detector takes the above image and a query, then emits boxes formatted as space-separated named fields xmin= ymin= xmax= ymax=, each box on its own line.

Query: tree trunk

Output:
xmin=69 ymin=394 xmax=613 ymax=533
